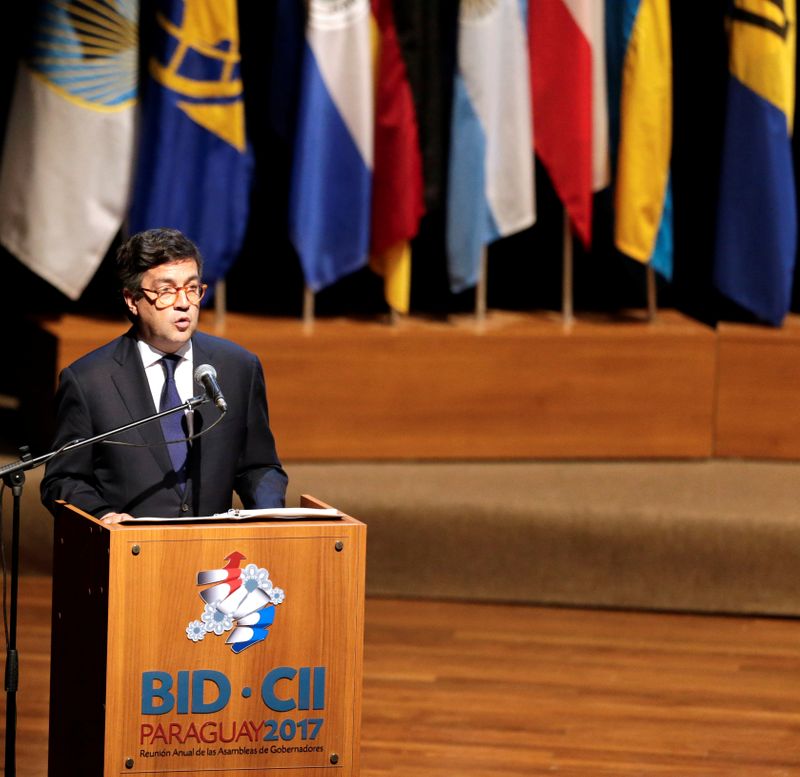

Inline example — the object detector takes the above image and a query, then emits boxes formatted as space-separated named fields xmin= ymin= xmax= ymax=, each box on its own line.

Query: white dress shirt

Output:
xmin=136 ymin=339 xmax=194 ymax=434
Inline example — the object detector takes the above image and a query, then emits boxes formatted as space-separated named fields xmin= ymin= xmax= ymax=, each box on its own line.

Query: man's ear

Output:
xmin=122 ymin=289 xmax=139 ymax=317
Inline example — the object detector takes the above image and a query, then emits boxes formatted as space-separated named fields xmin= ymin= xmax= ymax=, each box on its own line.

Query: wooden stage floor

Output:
xmin=3 ymin=578 xmax=800 ymax=776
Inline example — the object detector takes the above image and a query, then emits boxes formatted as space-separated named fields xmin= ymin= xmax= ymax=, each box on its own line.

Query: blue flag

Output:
xmin=269 ymin=0 xmax=305 ymax=145
xmin=129 ymin=0 xmax=253 ymax=286
xmin=714 ymin=1 xmax=797 ymax=326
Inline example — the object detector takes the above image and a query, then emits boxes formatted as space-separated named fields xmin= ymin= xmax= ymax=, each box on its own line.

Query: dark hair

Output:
xmin=116 ymin=228 xmax=203 ymax=293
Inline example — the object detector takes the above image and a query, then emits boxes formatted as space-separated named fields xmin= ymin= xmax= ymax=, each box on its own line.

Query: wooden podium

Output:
xmin=48 ymin=497 xmax=366 ymax=777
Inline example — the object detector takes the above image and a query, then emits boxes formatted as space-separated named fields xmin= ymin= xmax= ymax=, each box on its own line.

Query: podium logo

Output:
xmin=185 ymin=551 xmax=285 ymax=653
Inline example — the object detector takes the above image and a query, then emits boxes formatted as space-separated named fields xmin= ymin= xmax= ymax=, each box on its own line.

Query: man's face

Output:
xmin=123 ymin=258 xmax=201 ymax=353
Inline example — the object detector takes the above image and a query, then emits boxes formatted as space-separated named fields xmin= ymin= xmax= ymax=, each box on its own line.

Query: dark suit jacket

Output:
xmin=40 ymin=328 xmax=288 ymax=518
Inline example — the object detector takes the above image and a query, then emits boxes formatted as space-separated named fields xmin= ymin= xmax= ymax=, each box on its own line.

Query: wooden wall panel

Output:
xmin=257 ymin=311 xmax=716 ymax=459
xmin=43 ymin=310 xmax=717 ymax=460
xmin=716 ymin=318 xmax=800 ymax=459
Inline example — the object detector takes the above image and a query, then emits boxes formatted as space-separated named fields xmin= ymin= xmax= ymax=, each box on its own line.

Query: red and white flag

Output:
xmin=529 ymin=0 xmax=609 ymax=247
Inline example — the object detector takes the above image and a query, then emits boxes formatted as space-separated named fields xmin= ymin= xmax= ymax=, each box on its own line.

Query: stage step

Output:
xmin=7 ymin=458 xmax=800 ymax=617
xmin=286 ymin=460 xmax=800 ymax=617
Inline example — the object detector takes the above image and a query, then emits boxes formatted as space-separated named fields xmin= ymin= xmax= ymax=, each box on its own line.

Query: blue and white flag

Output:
xmin=288 ymin=0 xmax=373 ymax=292
xmin=446 ymin=0 xmax=535 ymax=293
xmin=0 ymin=0 xmax=139 ymax=299
xmin=129 ymin=0 xmax=253 ymax=287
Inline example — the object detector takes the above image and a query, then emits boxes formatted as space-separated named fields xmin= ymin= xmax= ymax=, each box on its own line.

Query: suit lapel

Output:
xmin=192 ymin=334 xmax=214 ymax=448
xmin=192 ymin=335 xmax=210 ymax=401
xmin=110 ymin=329 xmax=174 ymax=477
xmin=191 ymin=335 xmax=214 ymax=437
xmin=191 ymin=335 xmax=211 ymax=492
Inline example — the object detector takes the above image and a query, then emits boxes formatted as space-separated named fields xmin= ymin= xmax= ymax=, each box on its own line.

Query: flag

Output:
xmin=529 ymin=0 xmax=609 ymax=247
xmin=129 ymin=0 xmax=252 ymax=287
xmin=289 ymin=0 xmax=373 ymax=293
xmin=606 ymin=0 xmax=673 ymax=280
xmin=392 ymin=0 xmax=460 ymax=213
xmin=0 ymin=0 xmax=138 ymax=300
xmin=714 ymin=0 xmax=797 ymax=326
xmin=369 ymin=0 xmax=425 ymax=313
xmin=446 ymin=0 xmax=535 ymax=294
xmin=269 ymin=0 xmax=305 ymax=145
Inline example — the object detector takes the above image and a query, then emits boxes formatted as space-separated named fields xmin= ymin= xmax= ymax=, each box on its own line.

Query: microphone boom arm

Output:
xmin=0 ymin=394 xmax=210 ymax=480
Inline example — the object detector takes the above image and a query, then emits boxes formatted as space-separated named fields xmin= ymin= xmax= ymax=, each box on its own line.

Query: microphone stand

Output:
xmin=0 ymin=394 xmax=209 ymax=777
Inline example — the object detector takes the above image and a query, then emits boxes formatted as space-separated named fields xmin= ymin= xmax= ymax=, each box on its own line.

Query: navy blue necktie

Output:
xmin=159 ymin=354 xmax=188 ymax=487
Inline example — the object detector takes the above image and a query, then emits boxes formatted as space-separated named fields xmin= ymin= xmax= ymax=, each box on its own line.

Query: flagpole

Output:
xmin=214 ymin=279 xmax=227 ymax=333
xmin=303 ymin=286 xmax=315 ymax=331
xmin=475 ymin=246 xmax=488 ymax=325
xmin=562 ymin=209 xmax=574 ymax=325
xmin=646 ymin=264 xmax=657 ymax=322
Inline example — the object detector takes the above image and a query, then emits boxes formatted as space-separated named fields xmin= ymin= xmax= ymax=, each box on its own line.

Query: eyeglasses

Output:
xmin=139 ymin=283 xmax=207 ymax=309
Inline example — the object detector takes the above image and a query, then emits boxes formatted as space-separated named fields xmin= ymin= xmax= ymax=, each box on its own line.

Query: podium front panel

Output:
xmin=99 ymin=517 xmax=365 ymax=776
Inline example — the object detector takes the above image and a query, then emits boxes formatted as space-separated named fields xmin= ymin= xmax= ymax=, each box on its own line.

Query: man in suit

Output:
xmin=41 ymin=228 xmax=288 ymax=523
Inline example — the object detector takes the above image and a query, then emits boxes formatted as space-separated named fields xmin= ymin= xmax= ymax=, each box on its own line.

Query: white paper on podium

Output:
xmin=121 ymin=507 xmax=343 ymax=523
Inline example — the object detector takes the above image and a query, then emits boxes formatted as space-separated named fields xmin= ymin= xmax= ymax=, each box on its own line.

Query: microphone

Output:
xmin=194 ymin=364 xmax=228 ymax=412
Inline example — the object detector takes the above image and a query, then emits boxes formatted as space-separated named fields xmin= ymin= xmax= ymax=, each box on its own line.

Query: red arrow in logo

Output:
xmin=225 ymin=551 xmax=246 ymax=569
